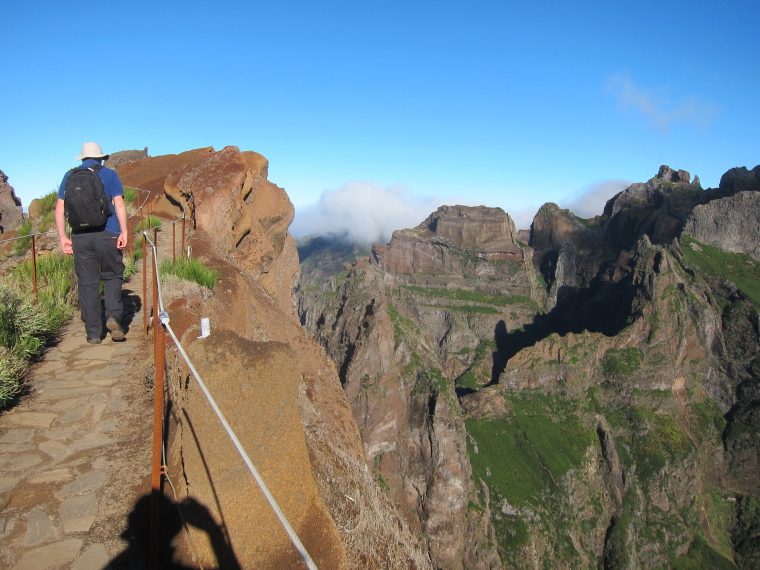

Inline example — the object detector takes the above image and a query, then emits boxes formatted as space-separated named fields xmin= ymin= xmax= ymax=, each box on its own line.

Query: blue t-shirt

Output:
xmin=58 ymin=158 xmax=124 ymax=234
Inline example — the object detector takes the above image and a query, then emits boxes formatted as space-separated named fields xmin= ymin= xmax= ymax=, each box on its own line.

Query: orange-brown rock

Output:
xmin=172 ymin=330 xmax=346 ymax=569
xmin=120 ymin=146 xmax=430 ymax=569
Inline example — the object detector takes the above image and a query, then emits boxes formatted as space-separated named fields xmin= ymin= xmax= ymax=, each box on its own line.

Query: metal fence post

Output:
xmin=143 ymin=237 xmax=148 ymax=336
xmin=181 ymin=214 xmax=186 ymax=259
xmin=31 ymin=235 xmax=38 ymax=305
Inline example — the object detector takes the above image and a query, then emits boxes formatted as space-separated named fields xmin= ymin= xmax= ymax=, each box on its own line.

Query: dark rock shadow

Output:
xmin=488 ymin=278 xmax=638 ymax=386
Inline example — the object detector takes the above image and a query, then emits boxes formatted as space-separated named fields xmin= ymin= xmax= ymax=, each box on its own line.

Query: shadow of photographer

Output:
xmin=110 ymin=492 xmax=241 ymax=569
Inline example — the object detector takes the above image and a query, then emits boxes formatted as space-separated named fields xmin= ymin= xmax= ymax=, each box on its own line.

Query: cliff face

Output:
xmin=117 ymin=147 xmax=431 ymax=569
xmin=300 ymin=205 xmax=538 ymax=569
xmin=299 ymin=165 xmax=760 ymax=569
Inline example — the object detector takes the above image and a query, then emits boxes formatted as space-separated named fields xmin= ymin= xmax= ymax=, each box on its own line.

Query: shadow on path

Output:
xmin=110 ymin=492 xmax=241 ymax=570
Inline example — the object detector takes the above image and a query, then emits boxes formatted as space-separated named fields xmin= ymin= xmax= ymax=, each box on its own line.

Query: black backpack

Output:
xmin=63 ymin=164 xmax=110 ymax=230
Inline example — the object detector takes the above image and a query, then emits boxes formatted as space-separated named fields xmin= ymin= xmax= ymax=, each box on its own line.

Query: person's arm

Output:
xmin=113 ymin=195 xmax=128 ymax=249
xmin=55 ymin=198 xmax=73 ymax=254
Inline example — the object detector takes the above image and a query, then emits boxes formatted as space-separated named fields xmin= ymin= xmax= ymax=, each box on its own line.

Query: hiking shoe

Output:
xmin=87 ymin=337 xmax=102 ymax=345
xmin=106 ymin=314 xmax=126 ymax=341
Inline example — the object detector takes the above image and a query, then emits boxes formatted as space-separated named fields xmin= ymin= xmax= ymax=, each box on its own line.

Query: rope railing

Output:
xmin=0 ymin=228 xmax=57 ymax=245
xmin=1 ymin=188 xmax=158 ymax=304
xmin=142 ymin=230 xmax=318 ymax=570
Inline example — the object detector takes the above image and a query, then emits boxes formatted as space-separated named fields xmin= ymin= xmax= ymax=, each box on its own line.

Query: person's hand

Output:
xmin=116 ymin=232 xmax=128 ymax=250
xmin=60 ymin=237 xmax=73 ymax=255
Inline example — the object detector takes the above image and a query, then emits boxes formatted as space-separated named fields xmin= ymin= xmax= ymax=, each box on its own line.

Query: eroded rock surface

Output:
xmin=0 ymin=170 xmax=24 ymax=233
xmin=118 ymin=146 xmax=431 ymax=569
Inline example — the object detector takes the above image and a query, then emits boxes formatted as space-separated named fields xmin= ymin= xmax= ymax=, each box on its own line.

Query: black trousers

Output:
xmin=72 ymin=231 xmax=124 ymax=340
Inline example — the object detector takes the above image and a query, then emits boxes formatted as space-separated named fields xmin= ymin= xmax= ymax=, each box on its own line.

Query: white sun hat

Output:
xmin=76 ymin=142 xmax=108 ymax=160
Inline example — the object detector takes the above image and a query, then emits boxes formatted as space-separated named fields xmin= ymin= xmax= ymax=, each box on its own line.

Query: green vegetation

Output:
xmin=601 ymin=347 xmax=642 ymax=379
xmin=455 ymin=369 xmax=479 ymax=391
xmin=159 ymin=257 xmax=219 ymax=289
xmin=402 ymin=285 xmax=540 ymax=312
xmin=37 ymin=190 xmax=59 ymax=214
xmin=435 ymin=304 xmax=500 ymax=314
xmin=135 ymin=215 xmax=162 ymax=233
xmin=620 ymin=405 xmax=692 ymax=482
xmin=681 ymin=236 xmax=760 ymax=307
xmin=734 ymin=495 xmax=760 ymax=565
xmin=123 ymin=187 xmax=138 ymax=205
xmin=411 ymin=366 xmax=447 ymax=397
xmin=13 ymin=220 xmax=33 ymax=256
xmin=466 ymin=391 xmax=595 ymax=556
xmin=689 ymin=397 xmax=727 ymax=439
xmin=703 ymin=491 xmax=739 ymax=559
xmin=35 ymin=190 xmax=59 ymax=231
xmin=130 ymin=235 xmax=146 ymax=261
xmin=333 ymin=270 xmax=350 ymax=290
xmin=673 ymin=536 xmax=738 ymax=569
xmin=467 ymin=390 xmax=594 ymax=506
xmin=388 ymin=302 xmax=423 ymax=347
xmin=0 ymin=253 xmax=77 ymax=409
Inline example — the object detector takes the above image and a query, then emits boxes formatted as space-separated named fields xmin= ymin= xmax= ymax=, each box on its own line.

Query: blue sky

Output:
xmin=2 ymin=1 xmax=757 ymax=239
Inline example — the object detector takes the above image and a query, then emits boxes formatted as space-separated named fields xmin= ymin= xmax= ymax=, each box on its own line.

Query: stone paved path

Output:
xmin=0 ymin=284 xmax=155 ymax=570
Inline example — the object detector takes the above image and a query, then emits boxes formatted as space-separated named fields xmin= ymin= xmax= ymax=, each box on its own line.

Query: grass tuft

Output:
xmin=0 ymin=253 xmax=77 ymax=408
xmin=160 ymin=257 xmax=219 ymax=290
xmin=135 ymin=216 xmax=162 ymax=233
xmin=13 ymin=220 xmax=33 ymax=256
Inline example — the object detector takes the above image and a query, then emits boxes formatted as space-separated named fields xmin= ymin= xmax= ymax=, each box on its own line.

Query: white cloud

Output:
xmin=607 ymin=74 xmax=721 ymax=132
xmin=291 ymin=181 xmax=473 ymax=245
xmin=508 ymin=206 xmax=540 ymax=233
xmin=560 ymin=179 xmax=631 ymax=219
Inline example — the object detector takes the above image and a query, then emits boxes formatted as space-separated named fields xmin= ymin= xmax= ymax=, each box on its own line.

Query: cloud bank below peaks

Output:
xmin=291 ymin=181 xmax=477 ymax=245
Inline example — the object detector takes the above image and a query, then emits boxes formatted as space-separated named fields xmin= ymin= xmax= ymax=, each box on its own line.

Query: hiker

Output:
xmin=55 ymin=142 xmax=129 ymax=344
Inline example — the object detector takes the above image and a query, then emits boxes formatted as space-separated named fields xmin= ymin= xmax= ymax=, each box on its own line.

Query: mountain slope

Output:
xmin=298 ymin=166 xmax=760 ymax=569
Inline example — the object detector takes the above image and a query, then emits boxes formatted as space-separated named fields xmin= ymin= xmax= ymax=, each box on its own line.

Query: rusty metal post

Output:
xmin=143 ymin=236 xmax=148 ymax=336
xmin=149 ymin=252 xmax=166 ymax=570
xmin=128 ymin=216 xmax=135 ymax=258
xmin=181 ymin=215 xmax=186 ymax=258
xmin=172 ymin=222 xmax=176 ymax=261
xmin=152 ymin=247 xmax=158 ymax=336
xmin=31 ymin=234 xmax=38 ymax=305
xmin=153 ymin=227 xmax=158 ymax=254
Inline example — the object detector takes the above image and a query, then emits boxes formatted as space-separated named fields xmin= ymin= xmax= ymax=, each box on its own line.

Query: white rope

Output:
xmin=162 ymin=320 xmax=319 ymax=570
xmin=146 ymin=231 xmax=317 ymax=569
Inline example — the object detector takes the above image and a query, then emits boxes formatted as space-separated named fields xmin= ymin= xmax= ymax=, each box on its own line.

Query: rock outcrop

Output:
xmin=0 ymin=170 xmax=23 ymax=233
xmin=118 ymin=146 xmax=431 ymax=569
xmin=373 ymin=205 xmax=523 ymax=276
xmin=683 ymin=190 xmax=760 ymax=261
xmin=104 ymin=147 xmax=149 ymax=169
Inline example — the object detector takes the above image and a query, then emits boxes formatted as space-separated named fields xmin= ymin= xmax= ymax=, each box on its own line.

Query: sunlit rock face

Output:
xmin=118 ymin=146 xmax=432 ymax=569
xmin=0 ymin=170 xmax=23 ymax=233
